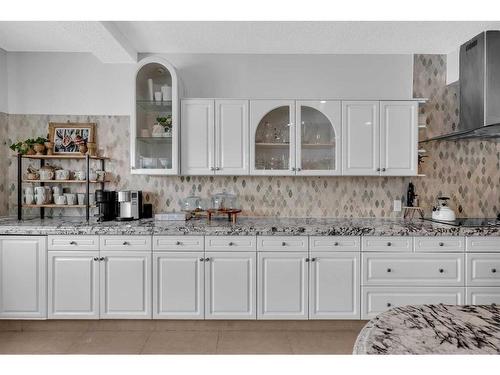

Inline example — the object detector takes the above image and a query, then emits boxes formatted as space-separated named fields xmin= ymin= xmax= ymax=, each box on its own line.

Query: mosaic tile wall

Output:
xmin=0 ymin=112 xmax=8 ymax=216
xmin=412 ymin=54 xmax=499 ymax=218
xmin=2 ymin=54 xmax=498 ymax=218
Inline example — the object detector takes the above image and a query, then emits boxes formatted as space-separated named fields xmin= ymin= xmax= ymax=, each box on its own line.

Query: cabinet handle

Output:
xmin=334 ymin=242 xmax=339 ymax=246
xmin=205 ymin=257 xmax=210 ymax=262
xmin=376 ymin=168 xmax=381 ymax=172
xmin=305 ymin=258 xmax=310 ymax=262
xmin=439 ymin=242 xmax=444 ymax=247
xmin=176 ymin=241 xmax=182 ymax=245
xmin=387 ymin=268 xmax=392 ymax=273
xmin=199 ymin=257 xmax=204 ymax=262
xmin=99 ymin=257 xmax=105 ymax=261
xmin=70 ymin=241 xmax=77 ymax=245
xmin=439 ymin=268 xmax=444 ymax=273
xmin=311 ymin=257 xmax=317 ymax=262
xmin=93 ymin=257 xmax=99 ymax=261
xmin=281 ymin=242 xmax=286 ymax=246
xmin=492 ymin=268 xmax=497 ymax=273
xmin=381 ymin=168 xmax=386 ymax=172
xmin=387 ymin=242 xmax=392 ymax=246
xmin=122 ymin=241 xmax=130 ymax=246
xmin=386 ymin=302 xmax=392 ymax=307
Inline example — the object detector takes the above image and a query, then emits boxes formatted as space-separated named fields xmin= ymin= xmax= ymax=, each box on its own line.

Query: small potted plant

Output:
xmin=10 ymin=138 xmax=37 ymax=155
xmin=33 ymin=136 xmax=48 ymax=155
xmin=156 ymin=115 xmax=173 ymax=137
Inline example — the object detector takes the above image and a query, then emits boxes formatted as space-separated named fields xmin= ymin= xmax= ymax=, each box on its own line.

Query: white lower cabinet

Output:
xmin=100 ymin=251 xmax=152 ymax=319
xmin=361 ymin=287 xmax=465 ymax=319
xmin=466 ymin=287 xmax=500 ymax=305
xmin=205 ymin=252 xmax=256 ymax=319
xmin=309 ymin=252 xmax=360 ymax=319
xmin=258 ymin=252 xmax=308 ymax=319
xmin=0 ymin=236 xmax=47 ymax=319
xmin=48 ymin=251 xmax=99 ymax=319
xmin=153 ymin=252 xmax=205 ymax=319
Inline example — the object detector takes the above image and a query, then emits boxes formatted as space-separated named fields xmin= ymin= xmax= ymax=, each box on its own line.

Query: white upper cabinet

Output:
xmin=342 ymin=101 xmax=380 ymax=175
xmin=380 ymin=101 xmax=418 ymax=176
xmin=295 ymin=101 xmax=342 ymax=176
xmin=181 ymin=99 xmax=215 ymax=175
xmin=250 ymin=100 xmax=296 ymax=175
xmin=131 ymin=57 xmax=179 ymax=175
xmin=181 ymin=99 xmax=249 ymax=175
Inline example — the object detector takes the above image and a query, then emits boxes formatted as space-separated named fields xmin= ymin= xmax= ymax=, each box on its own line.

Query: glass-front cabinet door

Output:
xmin=131 ymin=57 xmax=179 ymax=175
xmin=295 ymin=101 xmax=341 ymax=175
xmin=250 ymin=100 xmax=295 ymax=175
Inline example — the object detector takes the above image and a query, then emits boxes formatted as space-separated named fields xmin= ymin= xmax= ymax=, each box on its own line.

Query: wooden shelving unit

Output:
xmin=17 ymin=154 xmax=109 ymax=222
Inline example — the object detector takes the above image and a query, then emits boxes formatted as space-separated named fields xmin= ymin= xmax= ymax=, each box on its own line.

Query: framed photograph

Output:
xmin=48 ymin=122 xmax=96 ymax=154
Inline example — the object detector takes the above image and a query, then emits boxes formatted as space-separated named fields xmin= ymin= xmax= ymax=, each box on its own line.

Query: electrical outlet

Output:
xmin=393 ymin=199 xmax=402 ymax=212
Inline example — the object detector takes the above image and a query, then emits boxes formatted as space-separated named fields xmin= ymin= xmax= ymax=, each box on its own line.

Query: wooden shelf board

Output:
xmin=22 ymin=180 xmax=105 ymax=184
xmin=22 ymin=204 xmax=97 ymax=208
xmin=17 ymin=154 xmax=108 ymax=160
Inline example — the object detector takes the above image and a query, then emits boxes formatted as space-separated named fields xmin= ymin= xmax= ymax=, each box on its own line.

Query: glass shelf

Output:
xmin=137 ymin=136 xmax=172 ymax=145
xmin=136 ymin=100 xmax=172 ymax=113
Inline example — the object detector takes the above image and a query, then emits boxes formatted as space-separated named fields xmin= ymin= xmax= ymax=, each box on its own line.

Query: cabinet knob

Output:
xmin=93 ymin=257 xmax=99 ymax=261
xmin=210 ymin=167 xmax=215 ymax=171
xmin=291 ymin=167 xmax=296 ymax=171
xmin=492 ymin=268 xmax=497 ymax=273
xmin=311 ymin=258 xmax=317 ymax=262
xmin=228 ymin=242 xmax=234 ymax=246
xmin=281 ymin=242 xmax=286 ymax=246
xmin=99 ymin=257 xmax=105 ymax=261
xmin=439 ymin=268 xmax=444 ymax=273
xmin=387 ymin=242 xmax=392 ymax=246
xmin=176 ymin=241 xmax=181 ymax=245
xmin=387 ymin=268 xmax=392 ymax=273
xmin=381 ymin=168 xmax=386 ymax=172
xmin=305 ymin=258 xmax=310 ymax=262
xmin=297 ymin=167 xmax=302 ymax=172
xmin=376 ymin=168 xmax=381 ymax=172
xmin=199 ymin=257 xmax=204 ymax=262
xmin=215 ymin=167 xmax=220 ymax=171
xmin=439 ymin=242 xmax=444 ymax=247
xmin=205 ymin=257 xmax=210 ymax=262
xmin=334 ymin=242 xmax=339 ymax=246
xmin=386 ymin=302 xmax=392 ymax=307
xmin=70 ymin=241 xmax=77 ymax=245
xmin=122 ymin=241 xmax=130 ymax=246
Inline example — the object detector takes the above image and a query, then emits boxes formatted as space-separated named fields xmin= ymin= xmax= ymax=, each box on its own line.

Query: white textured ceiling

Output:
xmin=1 ymin=21 xmax=500 ymax=58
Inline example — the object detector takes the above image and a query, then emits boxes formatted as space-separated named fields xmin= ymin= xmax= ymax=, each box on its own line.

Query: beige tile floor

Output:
xmin=0 ymin=320 xmax=367 ymax=355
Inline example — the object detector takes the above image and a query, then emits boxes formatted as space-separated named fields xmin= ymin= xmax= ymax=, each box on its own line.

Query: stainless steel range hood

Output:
xmin=428 ymin=30 xmax=500 ymax=141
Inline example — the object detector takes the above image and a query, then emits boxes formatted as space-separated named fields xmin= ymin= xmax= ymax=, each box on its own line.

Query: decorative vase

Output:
xmin=33 ymin=143 xmax=46 ymax=155
xmin=79 ymin=144 xmax=88 ymax=154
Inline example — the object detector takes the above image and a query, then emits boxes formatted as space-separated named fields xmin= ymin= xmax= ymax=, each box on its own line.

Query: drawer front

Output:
xmin=466 ymin=237 xmax=500 ymax=252
xmin=257 ymin=236 xmax=308 ymax=252
xmin=100 ymin=235 xmax=152 ymax=251
xmin=205 ymin=236 xmax=256 ymax=252
xmin=361 ymin=287 xmax=464 ymax=319
xmin=362 ymin=253 xmax=464 ymax=286
xmin=309 ymin=236 xmax=360 ymax=252
xmin=153 ymin=236 xmax=204 ymax=251
xmin=48 ymin=235 xmax=99 ymax=251
xmin=414 ymin=236 xmax=465 ymax=252
xmin=466 ymin=287 xmax=500 ymax=305
xmin=466 ymin=253 xmax=500 ymax=286
xmin=362 ymin=236 xmax=413 ymax=252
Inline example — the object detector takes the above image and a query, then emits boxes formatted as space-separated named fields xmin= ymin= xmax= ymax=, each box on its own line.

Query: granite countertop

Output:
xmin=353 ymin=304 xmax=500 ymax=354
xmin=0 ymin=216 xmax=499 ymax=236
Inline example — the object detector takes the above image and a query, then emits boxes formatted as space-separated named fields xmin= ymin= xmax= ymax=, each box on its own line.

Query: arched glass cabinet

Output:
xmin=250 ymin=100 xmax=341 ymax=175
xmin=131 ymin=57 xmax=179 ymax=175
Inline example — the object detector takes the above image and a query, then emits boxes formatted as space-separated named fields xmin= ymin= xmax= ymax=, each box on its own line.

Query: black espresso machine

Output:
xmin=95 ymin=190 xmax=117 ymax=222
xmin=95 ymin=190 xmax=151 ymax=221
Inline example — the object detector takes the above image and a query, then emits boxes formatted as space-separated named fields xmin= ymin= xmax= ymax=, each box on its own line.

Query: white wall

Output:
xmin=0 ymin=49 xmax=7 ymax=113
xmin=446 ymin=48 xmax=459 ymax=84
xmin=6 ymin=52 xmax=414 ymax=115
xmin=7 ymin=52 xmax=135 ymax=115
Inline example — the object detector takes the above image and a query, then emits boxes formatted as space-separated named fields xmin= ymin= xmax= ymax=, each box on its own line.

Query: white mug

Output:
xmin=52 ymin=185 xmax=63 ymax=197
xmin=34 ymin=186 xmax=45 ymax=196
xmin=55 ymin=169 xmax=70 ymax=180
xmin=24 ymin=186 xmax=34 ymax=196
xmin=35 ymin=194 xmax=46 ymax=205
xmin=24 ymin=194 xmax=34 ymax=204
xmin=88 ymin=193 xmax=96 ymax=206
xmin=64 ymin=193 xmax=76 ymax=205
xmin=89 ymin=169 xmax=97 ymax=181
xmin=39 ymin=170 xmax=54 ymax=180
xmin=54 ymin=195 xmax=66 ymax=205
xmin=77 ymin=193 xmax=86 ymax=205
xmin=74 ymin=170 xmax=86 ymax=181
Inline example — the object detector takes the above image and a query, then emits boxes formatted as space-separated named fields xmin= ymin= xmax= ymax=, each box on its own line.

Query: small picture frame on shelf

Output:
xmin=48 ymin=122 xmax=96 ymax=154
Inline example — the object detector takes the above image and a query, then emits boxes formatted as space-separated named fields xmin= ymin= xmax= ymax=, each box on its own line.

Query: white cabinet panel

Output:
xmin=100 ymin=235 xmax=152 ymax=251
xmin=310 ymin=252 xmax=360 ymax=319
xmin=466 ymin=237 xmax=500 ymax=252
xmin=48 ymin=235 xmax=99 ymax=251
xmin=181 ymin=99 xmax=215 ymax=175
xmin=362 ymin=253 xmax=464 ymax=286
xmin=215 ymin=99 xmax=249 ymax=175
xmin=361 ymin=287 xmax=464 ymax=319
xmin=205 ymin=236 xmax=256 ymax=252
xmin=341 ymin=101 xmax=379 ymax=175
xmin=466 ymin=287 xmax=500 ymax=305
xmin=0 ymin=236 xmax=46 ymax=319
xmin=257 ymin=236 xmax=308 ymax=252
xmin=100 ymin=251 xmax=152 ymax=319
xmin=309 ymin=236 xmax=360 ymax=252
xmin=48 ymin=251 xmax=99 ymax=319
xmin=466 ymin=253 xmax=500 ymax=286
xmin=258 ymin=252 xmax=308 ymax=319
xmin=153 ymin=252 xmax=204 ymax=319
xmin=362 ymin=236 xmax=413 ymax=252
xmin=414 ymin=236 xmax=465 ymax=252
xmin=379 ymin=101 xmax=418 ymax=176
xmin=153 ymin=236 xmax=204 ymax=251
xmin=205 ymin=252 xmax=256 ymax=319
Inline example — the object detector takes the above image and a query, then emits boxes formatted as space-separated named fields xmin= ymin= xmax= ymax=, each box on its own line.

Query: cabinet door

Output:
xmin=380 ymin=101 xmax=418 ymax=176
xmin=181 ymin=99 xmax=215 ymax=175
xmin=466 ymin=287 xmax=500 ymax=305
xmin=205 ymin=252 xmax=256 ymax=319
xmin=100 ymin=251 xmax=152 ymax=319
xmin=296 ymin=100 xmax=341 ymax=176
xmin=153 ymin=252 xmax=204 ymax=319
xmin=310 ymin=252 xmax=360 ymax=319
xmin=250 ymin=100 xmax=296 ymax=175
xmin=258 ymin=252 xmax=308 ymax=319
xmin=0 ymin=236 xmax=46 ymax=319
xmin=215 ymin=100 xmax=249 ymax=175
xmin=341 ymin=101 xmax=380 ymax=175
xmin=48 ymin=251 xmax=99 ymax=319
